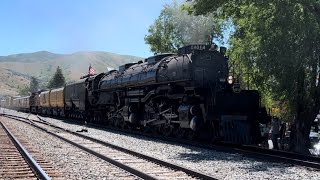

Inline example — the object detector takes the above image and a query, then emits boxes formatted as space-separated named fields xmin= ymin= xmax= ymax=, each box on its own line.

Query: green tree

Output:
xmin=17 ymin=76 xmax=39 ymax=95
xmin=47 ymin=66 xmax=66 ymax=88
xmin=191 ymin=0 xmax=320 ymax=153
xmin=18 ymin=85 xmax=30 ymax=96
xmin=145 ymin=0 xmax=223 ymax=54
xmin=29 ymin=76 xmax=39 ymax=93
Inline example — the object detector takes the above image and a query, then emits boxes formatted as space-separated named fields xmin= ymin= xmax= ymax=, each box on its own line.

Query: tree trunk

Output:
xmin=293 ymin=111 xmax=312 ymax=154
xmin=291 ymin=67 xmax=313 ymax=154
xmin=291 ymin=59 xmax=320 ymax=154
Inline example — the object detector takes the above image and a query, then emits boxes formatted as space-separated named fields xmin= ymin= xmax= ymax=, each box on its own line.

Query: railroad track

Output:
xmin=0 ymin=118 xmax=61 ymax=179
xmin=3 ymin=112 xmax=320 ymax=172
xmin=34 ymin=114 xmax=320 ymax=170
xmin=235 ymin=144 xmax=320 ymax=167
xmin=2 ymin=113 xmax=218 ymax=180
xmin=32 ymin=113 xmax=320 ymax=170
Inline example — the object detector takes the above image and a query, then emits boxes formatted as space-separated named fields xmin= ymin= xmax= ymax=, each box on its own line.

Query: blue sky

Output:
xmin=0 ymin=0 xmax=174 ymax=57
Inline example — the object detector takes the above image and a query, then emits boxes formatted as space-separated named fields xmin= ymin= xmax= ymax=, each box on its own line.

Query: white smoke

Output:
xmin=165 ymin=1 xmax=223 ymax=45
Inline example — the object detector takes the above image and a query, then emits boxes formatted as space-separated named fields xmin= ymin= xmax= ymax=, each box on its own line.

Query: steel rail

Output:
xmin=0 ymin=120 xmax=51 ymax=180
xmin=3 ymin=115 xmax=157 ymax=180
xmin=35 ymin=114 xmax=320 ymax=170
xmin=39 ymin=113 xmax=320 ymax=170
xmin=35 ymin=115 xmax=218 ymax=180
xmin=3 ymin=113 xmax=218 ymax=179
xmin=6 ymin=112 xmax=320 ymax=174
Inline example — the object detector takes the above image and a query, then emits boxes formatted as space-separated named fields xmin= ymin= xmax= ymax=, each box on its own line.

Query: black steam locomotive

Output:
xmin=8 ymin=44 xmax=269 ymax=144
xmin=64 ymin=44 xmax=267 ymax=144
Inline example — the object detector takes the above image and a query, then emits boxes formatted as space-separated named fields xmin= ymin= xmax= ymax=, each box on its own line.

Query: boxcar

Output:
xmin=0 ymin=99 xmax=5 ymax=108
xmin=5 ymin=96 xmax=14 ymax=109
xmin=12 ymin=98 xmax=18 ymax=110
xmin=14 ymin=97 xmax=22 ymax=111
xmin=15 ymin=97 xmax=22 ymax=111
xmin=39 ymin=90 xmax=51 ymax=115
xmin=21 ymin=96 xmax=30 ymax=112
xmin=49 ymin=87 xmax=65 ymax=117
xmin=65 ymin=79 xmax=87 ymax=117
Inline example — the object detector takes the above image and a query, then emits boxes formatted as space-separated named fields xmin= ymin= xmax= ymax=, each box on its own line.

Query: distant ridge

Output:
xmin=0 ymin=50 xmax=143 ymax=96
xmin=0 ymin=51 xmax=63 ymax=62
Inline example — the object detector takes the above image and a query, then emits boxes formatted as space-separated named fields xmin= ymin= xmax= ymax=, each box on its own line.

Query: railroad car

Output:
xmin=13 ymin=97 xmax=22 ymax=111
xmin=64 ymin=79 xmax=87 ymax=118
xmin=21 ymin=96 xmax=30 ymax=112
xmin=5 ymin=96 xmax=14 ymax=109
xmin=12 ymin=98 xmax=17 ymax=110
xmin=39 ymin=90 xmax=51 ymax=115
xmin=13 ymin=96 xmax=30 ymax=112
xmin=0 ymin=99 xmax=5 ymax=108
xmin=49 ymin=87 xmax=65 ymax=117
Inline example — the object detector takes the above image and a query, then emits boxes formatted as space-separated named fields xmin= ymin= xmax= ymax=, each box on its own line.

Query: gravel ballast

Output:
xmin=0 ymin=114 xmax=139 ymax=180
xmin=2 ymin=108 xmax=320 ymax=179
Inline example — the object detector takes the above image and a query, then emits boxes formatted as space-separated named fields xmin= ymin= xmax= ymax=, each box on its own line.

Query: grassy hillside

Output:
xmin=0 ymin=68 xmax=30 ymax=96
xmin=0 ymin=51 xmax=143 ymax=96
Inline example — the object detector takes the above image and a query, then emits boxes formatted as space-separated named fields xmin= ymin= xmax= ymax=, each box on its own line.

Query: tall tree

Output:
xmin=29 ymin=76 xmax=39 ymax=93
xmin=145 ymin=0 xmax=223 ymax=54
xmin=191 ymin=0 xmax=320 ymax=153
xmin=18 ymin=85 xmax=30 ymax=96
xmin=47 ymin=66 xmax=66 ymax=88
xmin=17 ymin=76 xmax=39 ymax=95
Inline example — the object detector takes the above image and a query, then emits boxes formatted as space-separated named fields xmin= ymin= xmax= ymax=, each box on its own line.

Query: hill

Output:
xmin=0 ymin=51 xmax=143 ymax=96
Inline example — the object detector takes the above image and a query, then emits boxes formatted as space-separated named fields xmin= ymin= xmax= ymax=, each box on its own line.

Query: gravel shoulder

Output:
xmin=0 ymin=115 xmax=139 ymax=180
xmin=2 ymin=108 xmax=320 ymax=180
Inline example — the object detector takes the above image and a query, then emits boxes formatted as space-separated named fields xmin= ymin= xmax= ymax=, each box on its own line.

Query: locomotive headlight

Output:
xmin=227 ymin=76 xmax=233 ymax=84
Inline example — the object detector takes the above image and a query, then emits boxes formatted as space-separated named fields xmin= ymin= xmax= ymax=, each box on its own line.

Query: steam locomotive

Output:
xmin=2 ymin=44 xmax=269 ymax=144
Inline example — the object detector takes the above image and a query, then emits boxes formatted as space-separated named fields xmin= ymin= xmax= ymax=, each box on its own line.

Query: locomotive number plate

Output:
xmin=190 ymin=45 xmax=206 ymax=50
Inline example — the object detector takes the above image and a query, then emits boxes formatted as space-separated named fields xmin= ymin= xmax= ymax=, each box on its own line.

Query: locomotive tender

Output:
xmin=3 ymin=44 xmax=268 ymax=144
